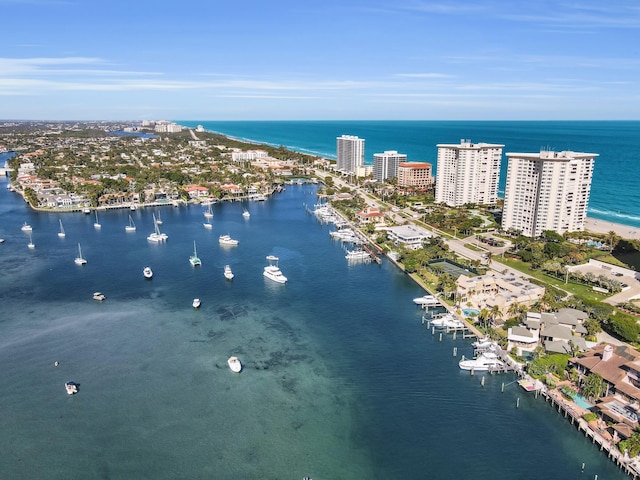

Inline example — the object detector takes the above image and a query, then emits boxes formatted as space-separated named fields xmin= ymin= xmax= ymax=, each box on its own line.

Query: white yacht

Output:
xmin=224 ymin=264 xmax=234 ymax=280
xmin=83 ymin=208 xmax=91 ymax=214
xmin=143 ymin=266 xmax=153 ymax=279
xmin=459 ymin=352 xmax=505 ymax=372
xmin=21 ymin=222 xmax=32 ymax=232
xmin=27 ymin=234 xmax=35 ymax=249
xmin=192 ymin=298 xmax=201 ymax=308
xmin=74 ymin=243 xmax=87 ymax=265
xmin=345 ymin=248 xmax=370 ymax=261
xmin=190 ymin=241 xmax=202 ymax=266
xmin=263 ymin=255 xmax=287 ymax=283
xmin=65 ymin=381 xmax=79 ymax=395
xmin=412 ymin=295 xmax=440 ymax=306
xmin=227 ymin=356 xmax=242 ymax=373
xmin=430 ymin=314 xmax=465 ymax=329
xmin=93 ymin=292 xmax=106 ymax=301
xmin=125 ymin=215 xmax=136 ymax=232
xmin=203 ymin=220 xmax=213 ymax=230
xmin=58 ymin=219 xmax=66 ymax=238
xmin=219 ymin=234 xmax=238 ymax=246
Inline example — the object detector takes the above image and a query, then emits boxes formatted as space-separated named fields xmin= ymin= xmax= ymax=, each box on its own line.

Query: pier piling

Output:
xmin=516 ymin=397 xmax=520 ymax=408
xmin=453 ymin=347 xmax=457 ymax=357
xmin=481 ymin=376 xmax=485 ymax=387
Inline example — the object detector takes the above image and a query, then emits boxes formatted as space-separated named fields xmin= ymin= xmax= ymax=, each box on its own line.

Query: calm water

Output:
xmin=0 ymin=179 xmax=629 ymax=479
xmin=178 ymin=120 xmax=640 ymax=229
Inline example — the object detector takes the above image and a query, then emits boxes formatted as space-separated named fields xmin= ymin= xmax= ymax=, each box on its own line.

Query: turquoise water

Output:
xmin=463 ymin=308 xmax=481 ymax=317
xmin=178 ymin=120 xmax=640 ymax=229
xmin=0 ymin=178 xmax=629 ymax=479
xmin=574 ymin=394 xmax=594 ymax=410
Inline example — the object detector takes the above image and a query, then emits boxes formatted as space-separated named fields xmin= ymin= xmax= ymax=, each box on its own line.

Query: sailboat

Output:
xmin=58 ymin=219 xmax=66 ymax=238
xmin=155 ymin=211 xmax=163 ymax=225
xmin=94 ymin=210 xmax=101 ymax=229
xmin=27 ymin=233 xmax=35 ymax=249
xmin=125 ymin=214 xmax=136 ymax=232
xmin=74 ymin=243 xmax=87 ymax=265
xmin=190 ymin=241 xmax=202 ymax=266
xmin=204 ymin=203 xmax=213 ymax=219
xmin=147 ymin=214 xmax=168 ymax=242
xmin=242 ymin=208 xmax=250 ymax=218
xmin=203 ymin=218 xmax=213 ymax=230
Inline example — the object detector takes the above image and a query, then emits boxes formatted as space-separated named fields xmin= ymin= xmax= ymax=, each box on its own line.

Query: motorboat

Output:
xmin=472 ymin=337 xmax=495 ymax=350
xmin=83 ymin=208 xmax=91 ymax=214
xmin=266 ymin=254 xmax=279 ymax=262
xmin=224 ymin=264 xmax=234 ymax=280
xmin=203 ymin=220 xmax=212 ymax=229
xmin=93 ymin=292 xmax=106 ymax=301
xmin=58 ymin=219 xmax=66 ymax=238
xmin=227 ymin=356 xmax=242 ymax=373
xmin=413 ymin=294 xmax=440 ymax=306
xmin=264 ymin=265 xmax=287 ymax=283
xmin=21 ymin=222 xmax=32 ymax=232
xmin=74 ymin=243 xmax=87 ymax=265
xmin=345 ymin=248 xmax=370 ymax=261
xmin=192 ymin=298 xmax=201 ymax=308
xmin=459 ymin=352 xmax=505 ymax=372
xmin=190 ymin=241 xmax=202 ymax=266
xmin=219 ymin=234 xmax=238 ymax=246
xmin=143 ymin=266 xmax=153 ymax=279
xmin=430 ymin=314 xmax=465 ymax=329
xmin=65 ymin=381 xmax=78 ymax=395
xmin=125 ymin=215 xmax=136 ymax=232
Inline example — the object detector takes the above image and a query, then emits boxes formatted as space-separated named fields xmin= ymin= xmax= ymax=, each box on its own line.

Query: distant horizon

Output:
xmin=2 ymin=118 xmax=640 ymax=123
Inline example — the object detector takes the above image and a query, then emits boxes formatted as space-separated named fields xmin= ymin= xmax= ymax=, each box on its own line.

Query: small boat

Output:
xmin=130 ymin=203 xmax=137 ymax=211
xmin=155 ymin=211 xmax=163 ymax=225
xmin=27 ymin=233 xmax=35 ymax=249
xmin=190 ymin=241 xmax=202 ymax=266
xmin=412 ymin=294 xmax=439 ymax=306
xmin=74 ymin=243 xmax=87 ymax=265
xmin=266 ymin=254 xmax=279 ymax=262
xmin=143 ymin=266 xmax=153 ymax=279
xmin=93 ymin=292 xmax=106 ymax=301
xmin=94 ymin=210 xmax=101 ymax=229
xmin=203 ymin=220 xmax=213 ymax=230
xmin=83 ymin=208 xmax=91 ymax=214
xmin=21 ymin=222 xmax=32 ymax=232
xmin=228 ymin=356 xmax=242 ymax=373
xmin=345 ymin=248 xmax=370 ymax=261
xmin=242 ymin=208 xmax=250 ymax=218
xmin=204 ymin=204 xmax=213 ymax=219
xmin=65 ymin=381 xmax=78 ymax=395
xmin=192 ymin=298 xmax=201 ymax=308
xmin=459 ymin=352 xmax=505 ymax=372
xmin=58 ymin=219 xmax=66 ymax=238
xmin=0 ymin=238 xmax=4 ymax=243
xmin=125 ymin=214 xmax=136 ymax=232
xmin=430 ymin=314 xmax=465 ymax=329
xmin=224 ymin=264 xmax=234 ymax=280
xmin=219 ymin=234 xmax=238 ymax=246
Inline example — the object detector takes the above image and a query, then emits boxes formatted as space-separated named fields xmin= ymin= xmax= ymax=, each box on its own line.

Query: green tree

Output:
xmin=581 ymin=373 xmax=606 ymax=401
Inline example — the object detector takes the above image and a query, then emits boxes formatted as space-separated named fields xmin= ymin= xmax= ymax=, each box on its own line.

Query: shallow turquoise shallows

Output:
xmin=0 ymin=176 xmax=628 ymax=479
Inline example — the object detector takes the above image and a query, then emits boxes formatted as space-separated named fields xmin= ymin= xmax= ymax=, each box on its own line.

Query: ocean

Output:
xmin=177 ymin=120 xmax=640 ymax=229
xmin=0 ymin=176 xmax=629 ymax=479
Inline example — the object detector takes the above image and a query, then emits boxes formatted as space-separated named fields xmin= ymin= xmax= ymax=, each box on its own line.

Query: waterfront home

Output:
xmin=184 ymin=184 xmax=209 ymax=198
xmin=507 ymin=325 xmax=540 ymax=355
xmin=355 ymin=206 xmax=386 ymax=226
xmin=507 ymin=309 xmax=589 ymax=355
xmin=386 ymin=224 xmax=432 ymax=250
xmin=455 ymin=270 xmax=545 ymax=318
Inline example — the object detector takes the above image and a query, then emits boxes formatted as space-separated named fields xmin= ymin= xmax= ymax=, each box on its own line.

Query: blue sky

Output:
xmin=2 ymin=0 xmax=639 ymax=120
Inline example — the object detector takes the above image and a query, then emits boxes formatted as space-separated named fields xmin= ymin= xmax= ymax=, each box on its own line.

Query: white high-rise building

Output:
xmin=435 ymin=140 xmax=503 ymax=206
xmin=373 ymin=150 xmax=407 ymax=182
xmin=336 ymin=135 xmax=364 ymax=174
xmin=501 ymin=150 xmax=597 ymax=237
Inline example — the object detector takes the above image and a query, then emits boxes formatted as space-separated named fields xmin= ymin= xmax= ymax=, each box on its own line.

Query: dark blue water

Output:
xmin=0 ymin=179 xmax=629 ymax=479
xmin=178 ymin=120 xmax=640 ymax=229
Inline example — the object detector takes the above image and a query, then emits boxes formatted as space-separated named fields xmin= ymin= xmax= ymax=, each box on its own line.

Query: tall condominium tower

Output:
xmin=373 ymin=150 xmax=407 ymax=182
xmin=336 ymin=135 xmax=364 ymax=174
xmin=435 ymin=140 xmax=503 ymax=207
xmin=501 ymin=150 xmax=597 ymax=237
xmin=397 ymin=162 xmax=434 ymax=189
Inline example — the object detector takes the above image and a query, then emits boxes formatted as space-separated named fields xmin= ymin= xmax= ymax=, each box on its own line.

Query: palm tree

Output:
xmin=489 ymin=305 xmax=502 ymax=326
xmin=606 ymin=230 xmax=621 ymax=253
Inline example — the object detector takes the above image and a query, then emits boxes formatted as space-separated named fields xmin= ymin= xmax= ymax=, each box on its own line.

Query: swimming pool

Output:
xmin=573 ymin=393 xmax=593 ymax=410
xmin=462 ymin=308 xmax=480 ymax=317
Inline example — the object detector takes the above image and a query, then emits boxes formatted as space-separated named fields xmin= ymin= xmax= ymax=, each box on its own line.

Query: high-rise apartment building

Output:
xmin=501 ymin=150 xmax=597 ymax=237
xmin=373 ymin=150 xmax=407 ymax=182
xmin=397 ymin=162 xmax=434 ymax=189
xmin=435 ymin=140 xmax=503 ymax=206
xmin=336 ymin=135 xmax=364 ymax=174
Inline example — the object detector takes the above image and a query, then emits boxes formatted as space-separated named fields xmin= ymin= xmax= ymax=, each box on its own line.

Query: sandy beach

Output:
xmin=584 ymin=217 xmax=640 ymax=241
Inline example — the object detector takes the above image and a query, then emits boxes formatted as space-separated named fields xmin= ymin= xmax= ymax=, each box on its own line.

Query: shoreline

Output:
xmin=584 ymin=217 xmax=640 ymax=241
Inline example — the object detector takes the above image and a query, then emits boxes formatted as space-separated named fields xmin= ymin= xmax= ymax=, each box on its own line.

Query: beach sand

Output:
xmin=585 ymin=217 xmax=640 ymax=241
